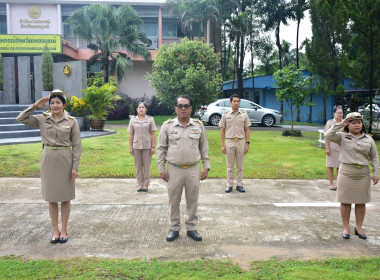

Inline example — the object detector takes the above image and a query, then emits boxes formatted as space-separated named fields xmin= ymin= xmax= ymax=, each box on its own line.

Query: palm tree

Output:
xmin=291 ymin=0 xmax=309 ymax=69
xmin=66 ymin=4 xmax=151 ymax=83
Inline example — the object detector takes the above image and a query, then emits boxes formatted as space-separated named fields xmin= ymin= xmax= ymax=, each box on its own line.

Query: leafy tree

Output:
xmin=290 ymin=0 xmax=309 ymax=69
xmin=66 ymin=4 xmax=150 ymax=83
xmin=41 ymin=45 xmax=53 ymax=91
xmin=274 ymin=65 xmax=311 ymax=130
xmin=346 ymin=0 xmax=380 ymax=133
xmin=147 ymin=38 xmax=222 ymax=113
xmin=306 ymin=0 xmax=350 ymax=123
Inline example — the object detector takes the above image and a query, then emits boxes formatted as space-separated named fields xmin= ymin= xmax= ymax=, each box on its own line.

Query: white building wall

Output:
xmin=118 ymin=61 xmax=156 ymax=99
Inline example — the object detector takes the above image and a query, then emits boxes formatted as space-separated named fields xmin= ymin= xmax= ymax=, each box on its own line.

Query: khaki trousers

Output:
xmin=225 ymin=139 xmax=245 ymax=186
xmin=167 ymin=162 xmax=200 ymax=231
xmin=133 ymin=149 xmax=152 ymax=187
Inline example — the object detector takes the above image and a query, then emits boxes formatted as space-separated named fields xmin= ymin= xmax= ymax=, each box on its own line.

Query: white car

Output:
xmin=196 ymin=98 xmax=283 ymax=126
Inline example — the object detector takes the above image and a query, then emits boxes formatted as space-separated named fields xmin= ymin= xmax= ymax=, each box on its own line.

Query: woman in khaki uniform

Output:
xmin=128 ymin=102 xmax=157 ymax=192
xmin=325 ymin=112 xmax=379 ymax=240
xmin=324 ymin=106 xmax=343 ymax=190
xmin=16 ymin=89 xmax=82 ymax=244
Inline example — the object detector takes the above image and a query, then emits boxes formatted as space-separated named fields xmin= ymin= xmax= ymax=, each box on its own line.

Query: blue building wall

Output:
xmin=223 ymin=72 xmax=357 ymax=124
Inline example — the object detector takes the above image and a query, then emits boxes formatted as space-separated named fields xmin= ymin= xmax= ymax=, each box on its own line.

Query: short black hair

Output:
xmin=49 ymin=95 xmax=66 ymax=105
xmin=230 ymin=94 xmax=240 ymax=102
xmin=136 ymin=101 xmax=149 ymax=109
xmin=174 ymin=95 xmax=192 ymax=106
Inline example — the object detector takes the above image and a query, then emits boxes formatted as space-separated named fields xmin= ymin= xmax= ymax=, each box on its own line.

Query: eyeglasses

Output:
xmin=176 ymin=104 xmax=191 ymax=109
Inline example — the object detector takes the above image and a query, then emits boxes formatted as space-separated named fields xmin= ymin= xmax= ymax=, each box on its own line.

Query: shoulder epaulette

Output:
xmin=68 ymin=115 xmax=75 ymax=119
xmin=241 ymin=110 xmax=246 ymax=114
xmin=43 ymin=110 xmax=51 ymax=116
xmin=196 ymin=118 xmax=203 ymax=124
xmin=223 ymin=111 xmax=229 ymax=114
xmin=163 ymin=118 xmax=172 ymax=124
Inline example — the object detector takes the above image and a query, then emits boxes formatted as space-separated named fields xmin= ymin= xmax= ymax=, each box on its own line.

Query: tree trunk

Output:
xmin=323 ymin=96 xmax=327 ymax=124
xmin=369 ymin=28 xmax=374 ymax=134
xmin=275 ymin=23 xmax=284 ymax=113
xmin=237 ymin=34 xmax=245 ymax=97
xmin=296 ymin=18 xmax=300 ymax=69
xmin=308 ymin=93 xmax=313 ymax=123
xmin=296 ymin=105 xmax=300 ymax=122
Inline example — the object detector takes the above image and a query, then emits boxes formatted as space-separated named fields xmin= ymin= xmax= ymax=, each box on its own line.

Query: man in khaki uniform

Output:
xmin=157 ymin=95 xmax=210 ymax=242
xmin=219 ymin=94 xmax=250 ymax=193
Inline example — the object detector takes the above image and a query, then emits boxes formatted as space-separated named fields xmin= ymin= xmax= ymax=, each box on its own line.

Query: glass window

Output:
xmin=240 ymin=100 xmax=256 ymax=109
xmin=139 ymin=17 xmax=158 ymax=36
xmin=162 ymin=18 xmax=177 ymax=37
xmin=0 ymin=15 xmax=6 ymax=34
xmin=62 ymin=16 xmax=73 ymax=38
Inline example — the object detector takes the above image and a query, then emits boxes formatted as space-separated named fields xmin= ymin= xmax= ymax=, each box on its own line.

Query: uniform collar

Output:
xmin=174 ymin=117 xmax=194 ymax=127
xmin=347 ymin=131 xmax=367 ymax=139
xmin=229 ymin=109 xmax=241 ymax=115
xmin=45 ymin=110 xmax=70 ymax=122
xmin=135 ymin=115 xmax=148 ymax=121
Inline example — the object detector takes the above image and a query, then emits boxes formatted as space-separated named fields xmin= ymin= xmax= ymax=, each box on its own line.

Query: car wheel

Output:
xmin=209 ymin=114 xmax=222 ymax=126
xmin=262 ymin=115 xmax=275 ymax=127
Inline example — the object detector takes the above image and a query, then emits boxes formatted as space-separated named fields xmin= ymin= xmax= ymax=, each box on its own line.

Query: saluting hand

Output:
xmin=373 ymin=176 xmax=379 ymax=185
xmin=71 ymin=170 xmax=78 ymax=182
xmin=34 ymin=97 xmax=50 ymax=109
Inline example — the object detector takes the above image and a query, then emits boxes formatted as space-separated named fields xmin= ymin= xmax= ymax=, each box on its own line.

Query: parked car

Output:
xmin=195 ymin=98 xmax=283 ymax=126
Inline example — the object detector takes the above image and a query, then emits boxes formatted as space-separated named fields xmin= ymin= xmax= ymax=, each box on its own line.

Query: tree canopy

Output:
xmin=147 ymin=38 xmax=222 ymax=113
xmin=66 ymin=4 xmax=150 ymax=83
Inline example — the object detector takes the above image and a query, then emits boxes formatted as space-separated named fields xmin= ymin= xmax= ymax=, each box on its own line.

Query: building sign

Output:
xmin=0 ymin=34 xmax=62 ymax=53
xmin=10 ymin=4 xmax=59 ymax=35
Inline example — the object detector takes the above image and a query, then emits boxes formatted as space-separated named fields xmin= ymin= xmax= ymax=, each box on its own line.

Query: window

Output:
xmin=139 ymin=17 xmax=158 ymax=36
xmin=0 ymin=15 xmax=6 ymax=34
xmin=162 ymin=18 xmax=177 ymax=37
xmin=240 ymin=100 xmax=256 ymax=110
xmin=62 ymin=16 xmax=73 ymax=38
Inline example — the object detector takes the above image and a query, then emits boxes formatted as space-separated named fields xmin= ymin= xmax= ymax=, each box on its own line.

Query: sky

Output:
xmin=275 ymin=11 xmax=312 ymax=50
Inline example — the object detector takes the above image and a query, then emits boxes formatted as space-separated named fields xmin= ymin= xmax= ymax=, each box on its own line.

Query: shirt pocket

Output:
xmin=42 ymin=122 xmax=55 ymax=138
xmin=57 ymin=126 xmax=71 ymax=141
xmin=188 ymin=133 xmax=201 ymax=149
xmin=356 ymin=141 xmax=371 ymax=155
xmin=168 ymin=133 xmax=180 ymax=149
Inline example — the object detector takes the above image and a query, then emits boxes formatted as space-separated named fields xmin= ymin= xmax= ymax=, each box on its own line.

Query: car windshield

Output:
xmin=240 ymin=100 xmax=257 ymax=109
xmin=217 ymin=100 xmax=231 ymax=107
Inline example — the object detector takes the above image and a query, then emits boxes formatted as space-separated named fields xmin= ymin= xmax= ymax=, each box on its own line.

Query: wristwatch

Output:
xmin=246 ymin=141 xmax=250 ymax=144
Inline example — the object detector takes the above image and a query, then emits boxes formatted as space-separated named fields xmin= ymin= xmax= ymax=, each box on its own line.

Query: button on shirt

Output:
xmin=219 ymin=110 xmax=250 ymax=138
xmin=16 ymin=104 xmax=82 ymax=170
xmin=128 ymin=115 xmax=157 ymax=149
xmin=156 ymin=118 xmax=210 ymax=173
xmin=325 ymin=123 xmax=379 ymax=176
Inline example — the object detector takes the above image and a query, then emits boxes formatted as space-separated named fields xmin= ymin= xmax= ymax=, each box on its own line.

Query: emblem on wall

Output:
xmin=28 ymin=6 xmax=41 ymax=19
xmin=63 ymin=64 xmax=72 ymax=76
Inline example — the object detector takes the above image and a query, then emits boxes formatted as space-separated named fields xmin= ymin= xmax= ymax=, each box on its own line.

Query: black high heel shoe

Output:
xmin=342 ymin=232 xmax=350 ymax=239
xmin=354 ymin=228 xmax=367 ymax=240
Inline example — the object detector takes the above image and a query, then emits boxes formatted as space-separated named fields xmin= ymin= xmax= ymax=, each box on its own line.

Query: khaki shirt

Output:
xmin=128 ymin=115 xmax=157 ymax=149
xmin=156 ymin=117 xmax=210 ymax=173
xmin=219 ymin=110 xmax=250 ymax=139
xmin=16 ymin=104 xmax=82 ymax=170
xmin=325 ymin=123 xmax=379 ymax=176
xmin=324 ymin=119 xmax=340 ymax=152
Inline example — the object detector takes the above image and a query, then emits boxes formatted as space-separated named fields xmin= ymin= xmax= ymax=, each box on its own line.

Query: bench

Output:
xmin=318 ymin=129 xmax=325 ymax=148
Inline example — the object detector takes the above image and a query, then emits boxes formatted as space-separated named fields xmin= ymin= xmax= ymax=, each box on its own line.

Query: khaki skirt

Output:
xmin=40 ymin=148 xmax=75 ymax=202
xmin=326 ymin=150 xmax=340 ymax=168
xmin=337 ymin=163 xmax=371 ymax=204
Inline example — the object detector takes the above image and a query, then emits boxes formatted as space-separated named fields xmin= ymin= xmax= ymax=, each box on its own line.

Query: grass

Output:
xmin=107 ymin=115 xmax=174 ymax=125
xmin=0 ymin=256 xmax=379 ymax=279
xmin=1 ymin=130 xmax=380 ymax=178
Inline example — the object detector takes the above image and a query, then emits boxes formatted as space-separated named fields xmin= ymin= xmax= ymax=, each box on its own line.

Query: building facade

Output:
xmin=0 ymin=0 xmax=216 ymax=103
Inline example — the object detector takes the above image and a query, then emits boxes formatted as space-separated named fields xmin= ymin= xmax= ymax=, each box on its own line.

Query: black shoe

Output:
xmin=166 ymin=229 xmax=179 ymax=241
xmin=342 ymin=232 xmax=350 ymax=239
xmin=50 ymin=236 xmax=60 ymax=244
xmin=355 ymin=227 xmax=367 ymax=240
xmin=225 ymin=186 xmax=233 ymax=193
xmin=187 ymin=230 xmax=202 ymax=241
xmin=59 ymin=235 xmax=68 ymax=243
xmin=236 ymin=186 xmax=245 ymax=192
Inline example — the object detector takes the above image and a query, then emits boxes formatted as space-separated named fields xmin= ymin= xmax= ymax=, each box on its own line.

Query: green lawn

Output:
xmin=1 ymin=130 xmax=379 ymax=178
xmin=1 ymin=256 xmax=379 ymax=279
xmin=0 ymin=130 xmax=331 ymax=178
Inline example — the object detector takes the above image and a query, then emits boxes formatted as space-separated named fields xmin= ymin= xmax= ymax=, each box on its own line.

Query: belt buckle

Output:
xmin=356 ymin=165 xmax=362 ymax=169
xmin=233 ymin=137 xmax=238 ymax=140
xmin=182 ymin=165 xmax=189 ymax=169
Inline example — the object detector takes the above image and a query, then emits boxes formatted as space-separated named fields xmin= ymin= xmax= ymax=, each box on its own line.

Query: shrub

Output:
xmin=107 ymin=99 xmax=130 ymax=120
xmin=41 ymin=45 xmax=53 ymax=91
xmin=282 ymin=129 xmax=302 ymax=137
xmin=0 ymin=54 xmax=3 ymax=90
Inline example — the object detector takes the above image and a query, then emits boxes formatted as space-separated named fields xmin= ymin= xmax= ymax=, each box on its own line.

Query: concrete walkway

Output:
xmin=0 ymin=178 xmax=379 ymax=267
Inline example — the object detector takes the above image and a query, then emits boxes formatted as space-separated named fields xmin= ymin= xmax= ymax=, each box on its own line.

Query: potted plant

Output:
xmin=70 ymin=95 xmax=89 ymax=128
xmin=83 ymin=83 xmax=120 ymax=130
xmin=41 ymin=45 xmax=53 ymax=97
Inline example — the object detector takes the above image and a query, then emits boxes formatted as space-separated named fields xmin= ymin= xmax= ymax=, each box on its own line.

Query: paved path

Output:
xmin=0 ymin=178 xmax=379 ymax=267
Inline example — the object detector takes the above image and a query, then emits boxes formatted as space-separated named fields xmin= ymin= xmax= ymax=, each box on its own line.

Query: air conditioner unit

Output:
xmin=146 ymin=36 xmax=158 ymax=50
